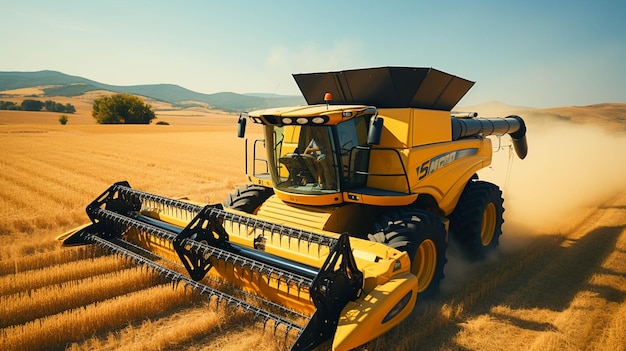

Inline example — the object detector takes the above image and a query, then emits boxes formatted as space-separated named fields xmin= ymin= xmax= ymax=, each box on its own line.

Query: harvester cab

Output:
xmin=239 ymin=104 xmax=379 ymax=195
xmin=59 ymin=67 xmax=527 ymax=351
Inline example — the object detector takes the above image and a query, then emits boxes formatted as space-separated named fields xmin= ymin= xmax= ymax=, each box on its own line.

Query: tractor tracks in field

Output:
xmin=434 ymin=190 xmax=625 ymax=350
xmin=368 ymin=190 xmax=626 ymax=351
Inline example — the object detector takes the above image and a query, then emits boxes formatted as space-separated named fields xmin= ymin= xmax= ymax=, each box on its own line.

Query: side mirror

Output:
xmin=367 ymin=117 xmax=384 ymax=145
xmin=237 ymin=113 xmax=247 ymax=138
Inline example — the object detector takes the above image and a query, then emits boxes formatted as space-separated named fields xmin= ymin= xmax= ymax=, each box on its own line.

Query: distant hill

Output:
xmin=2 ymin=71 xmax=625 ymax=132
xmin=0 ymin=70 xmax=305 ymax=112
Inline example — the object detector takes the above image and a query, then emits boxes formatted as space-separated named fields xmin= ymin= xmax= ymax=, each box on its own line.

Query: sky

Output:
xmin=2 ymin=0 xmax=625 ymax=108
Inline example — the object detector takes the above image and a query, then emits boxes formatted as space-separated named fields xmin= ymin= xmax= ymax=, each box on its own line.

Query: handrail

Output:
xmin=251 ymin=138 xmax=269 ymax=177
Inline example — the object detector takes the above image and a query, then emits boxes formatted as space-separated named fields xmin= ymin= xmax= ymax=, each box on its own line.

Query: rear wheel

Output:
xmin=223 ymin=184 xmax=274 ymax=214
xmin=368 ymin=208 xmax=447 ymax=298
xmin=449 ymin=180 xmax=504 ymax=260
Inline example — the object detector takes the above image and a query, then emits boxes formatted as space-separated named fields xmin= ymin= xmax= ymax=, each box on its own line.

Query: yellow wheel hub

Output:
xmin=413 ymin=239 xmax=437 ymax=293
xmin=480 ymin=202 xmax=497 ymax=246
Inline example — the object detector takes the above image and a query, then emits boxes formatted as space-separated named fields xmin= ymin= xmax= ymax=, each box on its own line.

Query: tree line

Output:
xmin=0 ymin=99 xmax=76 ymax=113
xmin=0 ymin=94 xmax=157 ymax=124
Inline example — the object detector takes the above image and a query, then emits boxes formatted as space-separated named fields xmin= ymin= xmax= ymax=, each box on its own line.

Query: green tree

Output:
xmin=64 ymin=103 xmax=76 ymax=113
xmin=59 ymin=114 xmax=68 ymax=125
xmin=21 ymin=99 xmax=44 ymax=111
xmin=0 ymin=101 xmax=19 ymax=110
xmin=45 ymin=100 xmax=56 ymax=112
xmin=44 ymin=100 xmax=76 ymax=113
xmin=92 ymin=93 xmax=156 ymax=124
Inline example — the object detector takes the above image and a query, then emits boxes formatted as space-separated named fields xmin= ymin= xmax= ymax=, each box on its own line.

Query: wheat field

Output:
xmin=1 ymin=102 xmax=625 ymax=351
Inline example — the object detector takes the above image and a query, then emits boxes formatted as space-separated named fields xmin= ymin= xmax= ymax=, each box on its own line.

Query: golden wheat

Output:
xmin=0 ymin=267 xmax=163 ymax=328
xmin=0 ymin=246 xmax=94 ymax=274
xmin=66 ymin=307 xmax=227 ymax=351
xmin=1 ymin=284 xmax=196 ymax=351
xmin=67 ymin=304 xmax=290 ymax=351
xmin=0 ymin=255 xmax=129 ymax=295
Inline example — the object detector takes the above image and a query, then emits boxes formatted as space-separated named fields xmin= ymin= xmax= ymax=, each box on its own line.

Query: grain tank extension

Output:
xmin=59 ymin=67 xmax=528 ymax=350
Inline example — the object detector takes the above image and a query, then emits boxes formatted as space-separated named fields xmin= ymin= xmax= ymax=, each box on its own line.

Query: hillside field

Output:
xmin=1 ymin=99 xmax=625 ymax=351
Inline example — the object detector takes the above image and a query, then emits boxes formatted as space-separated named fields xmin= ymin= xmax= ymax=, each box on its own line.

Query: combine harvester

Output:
xmin=59 ymin=67 xmax=528 ymax=350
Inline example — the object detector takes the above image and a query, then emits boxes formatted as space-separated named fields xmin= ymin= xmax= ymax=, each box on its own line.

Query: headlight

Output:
xmin=382 ymin=291 xmax=412 ymax=323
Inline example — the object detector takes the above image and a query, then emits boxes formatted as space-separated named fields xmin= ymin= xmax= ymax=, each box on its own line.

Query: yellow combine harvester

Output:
xmin=59 ymin=67 xmax=527 ymax=350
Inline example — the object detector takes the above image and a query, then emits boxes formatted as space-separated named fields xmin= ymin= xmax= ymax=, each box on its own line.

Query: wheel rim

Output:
xmin=413 ymin=239 xmax=437 ymax=293
xmin=480 ymin=202 xmax=497 ymax=246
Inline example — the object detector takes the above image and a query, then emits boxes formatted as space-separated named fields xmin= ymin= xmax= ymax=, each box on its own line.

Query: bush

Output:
xmin=92 ymin=93 xmax=156 ymax=124
xmin=155 ymin=121 xmax=169 ymax=125
xmin=59 ymin=115 xmax=68 ymax=125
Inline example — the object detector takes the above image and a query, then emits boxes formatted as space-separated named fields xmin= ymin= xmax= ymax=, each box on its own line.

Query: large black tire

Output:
xmin=449 ymin=180 xmax=504 ymax=260
xmin=368 ymin=208 xmax=447 ymax=299
xmin=223 ymin=184 xmax=274 ymax=214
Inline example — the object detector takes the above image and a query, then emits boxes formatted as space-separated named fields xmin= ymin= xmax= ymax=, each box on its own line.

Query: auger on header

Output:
xmin=60 ymin=67 xmax=528 ymax=350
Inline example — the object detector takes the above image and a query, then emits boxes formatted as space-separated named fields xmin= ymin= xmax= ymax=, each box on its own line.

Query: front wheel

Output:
xmin=368 ymin=208 xmax=447 ymax=298
xmin=449 ymin=180 xmax=504 ymax=260
xmin=223 ymin=184 xmax=274 ymax=214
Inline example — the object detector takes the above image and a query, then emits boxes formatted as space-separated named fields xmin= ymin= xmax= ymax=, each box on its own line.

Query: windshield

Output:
xmin=265 ymin=125 xmax=340 ymax=195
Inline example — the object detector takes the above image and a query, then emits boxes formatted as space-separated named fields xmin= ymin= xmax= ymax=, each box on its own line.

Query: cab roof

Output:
xmin=250 ymin=104 xmax=371 ymax=117
xmin=247 ymin=104 xmax=376 ymax=126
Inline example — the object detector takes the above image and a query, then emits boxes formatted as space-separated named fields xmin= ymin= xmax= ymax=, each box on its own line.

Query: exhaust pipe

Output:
xmin=451 ymin=115 xmax=528 ymax=159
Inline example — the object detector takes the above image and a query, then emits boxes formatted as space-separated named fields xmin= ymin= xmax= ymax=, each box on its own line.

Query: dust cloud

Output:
xmin=480 ymin=114 xmax=626 ymax=240
xmin=440 ymin=114 xmax=626 ymax=295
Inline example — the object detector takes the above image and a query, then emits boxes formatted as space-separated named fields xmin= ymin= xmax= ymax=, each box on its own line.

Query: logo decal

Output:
xmin=417 ymin=148 xmax=478 ymax=180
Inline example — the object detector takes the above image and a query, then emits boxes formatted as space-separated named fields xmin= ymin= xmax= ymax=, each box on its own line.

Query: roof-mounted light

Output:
xmin=324 ymin=92 xmax=332 ymax=110
xmin=324 ymin=92 xmax=333 ymax=102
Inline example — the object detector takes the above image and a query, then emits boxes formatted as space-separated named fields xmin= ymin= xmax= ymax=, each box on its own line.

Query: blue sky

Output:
xmin=2 ymin=1 xmax=625 ymax=107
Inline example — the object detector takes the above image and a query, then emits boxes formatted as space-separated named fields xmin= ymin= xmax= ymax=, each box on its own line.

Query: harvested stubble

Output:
xmin=1 ymin=266 xmax=163 ymax=328
xmin=1 ymin=284 xmax=197 ymax=351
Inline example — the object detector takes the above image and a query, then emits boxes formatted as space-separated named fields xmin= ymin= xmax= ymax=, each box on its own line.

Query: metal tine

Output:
xmin=215 ymin=295 xmax=222 ymax=309
xmin=116 ymin=185 xmax=202 ymax=215
xmin=262 ymin=316 xmax=271 ymax=331
xmin=88 ymin=232 xmax=306 ymax=334
xmin=312 ymin=233 xmax=321 ymax=254
xmin=244 ymin=216 xmax=252 ymax=238
xmin=268 ymin=223 xmax=277 ymax=248
xmin=273 ymin=318 xmax=282 ymax=335
xmin=95 ymin=208 xmax=178 ymax=242
xmin=283 ymin=325 xmax=293 ymax=343
xmin=180 ymin=238 xmax=313 ymax=293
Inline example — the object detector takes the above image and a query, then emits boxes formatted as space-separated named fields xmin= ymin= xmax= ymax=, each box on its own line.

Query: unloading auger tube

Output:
xmin=60 ymin=181 xmax=364 ymax=351
xmin=451 ymin=115 xmax=528 ymax=159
